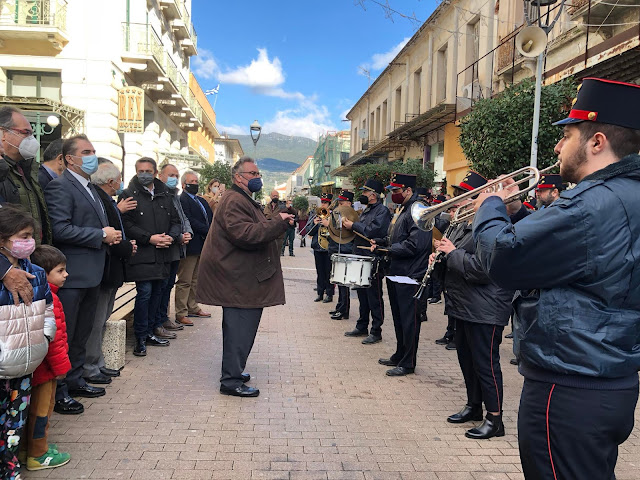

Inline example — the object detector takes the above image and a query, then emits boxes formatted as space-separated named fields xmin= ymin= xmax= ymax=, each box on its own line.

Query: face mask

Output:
xmin=358 ymin=195 xmax=368 ymax=205
xmin=165 ymin=177 xmax=178 ymax=189
xmin=4 ymin=133 xmax=40 ymax=160
xmin=115 ymin=180 xmax=124 ymax=196
xmin=271 ymin=197 xmax=279 ymax=203
xmin=248 ymin=177 xmax=263 ymax=193
xmin=79 ymin=154 xmax=99 ymax=175
xmin=211 ymin=187 xmax=219 ymax=194
xmin=137 ymin=172 xmax=155 ymax=186
xmin=185 ymin=183 xmax=199 ymax=195
xmin=391 ymin=192 xmax=405 ymax=205
xmin=3 ymin=238 xmax=36 ymax=259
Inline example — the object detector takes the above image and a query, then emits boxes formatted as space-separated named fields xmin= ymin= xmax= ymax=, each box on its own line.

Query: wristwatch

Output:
xmin=103 ymin=229 xmax=107 ymax=238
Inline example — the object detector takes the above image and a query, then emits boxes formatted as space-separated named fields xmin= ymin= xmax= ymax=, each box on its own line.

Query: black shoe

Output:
xmin=378 ymin=358 xmax=398 ymax=367
xmin=362 ymin=334 xmax=382 ymax=345
xmin=329 ymin=309 xmax=338 ymax=315
xmin=220 ymin=384 xmax=260 ymax=397
xmin=314 ymin=295 xmax=324 ymax=302
xmin=54 ymin=396 xmax=84 ymax=415
xmin=133 ymin=338 xmax=146 ymax=356
xmin=465 ymin=413 xmax=505 ymax=439
xmin=345 ymin=328 xmax=368 ymax=337
xmin=322 ymin=295 xmax=333 ymax=303
xmin=445 ymin=340 xmax=456 ymax=350
xmin=447 ymin=404 xmax=483 ymax=424
xmin=331 ymin=312 xmax=349 ymax=320
xmin=241 ymin=373 xmax=250 ymax=383
xmin=84 ymin=373 xmax=112 ymax=385
xmin=428 ymin=297 xmax=442 ymax=304
xmin=68 ymin=385 xmax=106 ymax=398
xmin=146 ymin=334 xmax=170 ymax=347
xmin=100 ymin=367 xmax=121 ymax=377
xmin=289 ymin=253 xmax=295 ymax=257
xmin=510 ymin=358 xmax=519 ymax=366
xmin=435 ymin=335 xmax=452 ymax=345
xmin=505 ymin=332 xmax=514 ymax=339
xmin=386 ymin=366 xmax=414 ymax=376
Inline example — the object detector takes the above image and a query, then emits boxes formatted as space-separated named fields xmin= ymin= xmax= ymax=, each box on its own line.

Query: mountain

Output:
xmin=230 ymin=132 xmax=317 ymax=165
xmin=257 ymin=157 xmax=300 ymax=173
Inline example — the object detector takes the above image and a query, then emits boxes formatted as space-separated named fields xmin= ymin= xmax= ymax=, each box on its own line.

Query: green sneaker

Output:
xmin=26 ymin=447 xmax=71 ymax=471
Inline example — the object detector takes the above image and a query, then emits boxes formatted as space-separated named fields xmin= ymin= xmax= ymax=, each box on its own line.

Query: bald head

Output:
xmin=270 ymin=190 xmax=279 ymax=200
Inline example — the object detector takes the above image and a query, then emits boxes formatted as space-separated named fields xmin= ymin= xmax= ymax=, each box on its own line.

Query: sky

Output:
xmin=191 ymin=0 xmax=439 ymax=140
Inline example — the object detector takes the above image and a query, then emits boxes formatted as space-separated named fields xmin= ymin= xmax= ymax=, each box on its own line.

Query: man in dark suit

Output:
xmin=44 ymin=135 xmax=122 ymax=415
xmin=38 ymin=138 xmax=64 ymax=190
xmin=176 ymin=170 xmax=213 ymax=323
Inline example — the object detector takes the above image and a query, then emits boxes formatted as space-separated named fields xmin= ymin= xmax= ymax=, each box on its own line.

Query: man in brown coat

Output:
xmin=196 ymin=156 xmax=293 ymax=397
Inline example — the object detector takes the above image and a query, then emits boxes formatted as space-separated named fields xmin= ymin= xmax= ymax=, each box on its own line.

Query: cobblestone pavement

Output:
xmin=25 ymin=242 xmax=640 ymax=480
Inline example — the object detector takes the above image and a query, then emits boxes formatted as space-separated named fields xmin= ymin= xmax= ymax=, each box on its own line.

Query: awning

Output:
xmin=388 ymin=103 xmax=455 ymax=141
xmin=319 ymin=181 xmax=335 ymax=187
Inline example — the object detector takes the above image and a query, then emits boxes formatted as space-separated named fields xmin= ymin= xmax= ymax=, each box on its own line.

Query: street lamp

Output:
xmin=323 ymin=163 xmax=331 ymax=180
xmin=307 ymin=177 xmax=313 ymax=187
xmin=250 ymin=120 xmax=262 ymax=146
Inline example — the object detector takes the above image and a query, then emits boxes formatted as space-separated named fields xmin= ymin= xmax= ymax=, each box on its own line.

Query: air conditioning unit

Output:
xmin=462 ymin=81 xmax=482 ymax=100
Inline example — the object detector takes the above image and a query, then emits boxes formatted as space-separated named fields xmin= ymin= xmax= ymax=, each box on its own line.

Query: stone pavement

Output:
xmin=25 ymin=242 xmax=640 ymax=480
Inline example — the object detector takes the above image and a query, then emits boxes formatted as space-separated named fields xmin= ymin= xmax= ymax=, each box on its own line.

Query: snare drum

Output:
xmin=330 ymin=254 xmax=374 ymax=288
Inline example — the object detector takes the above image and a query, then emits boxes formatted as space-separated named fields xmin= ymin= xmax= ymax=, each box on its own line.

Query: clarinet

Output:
xmin=413 ymin=220 xmax=456 ymax=301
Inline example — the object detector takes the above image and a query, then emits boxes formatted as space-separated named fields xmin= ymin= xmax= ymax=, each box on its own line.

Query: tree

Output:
xmin=199 ymin=161 xmax=232 ymax=192
xmin=458 ymin=77 xmax=575 ymax=178
xmin=292 ymin=195 xmax=309 ymax=212
xmin=350 ymin=158 xmax=435 ymax=190
xmin=309 ymin=185 xmax=323 ymax=197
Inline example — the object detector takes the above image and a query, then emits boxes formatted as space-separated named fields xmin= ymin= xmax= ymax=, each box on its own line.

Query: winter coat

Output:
xmin=351 ymin=201 xmax=391 ymax=257
xmin=95 ymin=186 xmax=134 ymax=288
xmin=180 ymin=192 xmax=212 ymax=256
xmin=169 ymin=188 xmax=193 ymax=259
xmin=32 ymin=283 xmax=70 ymax=387
xmin=0 ymin=155 xmax=52 ymax=245
xmin=37 ymin=165 xmax=56 ymax=191
xmin=473 ymin=153 xmax=640 ymax=385
xmin=120 ymin=177 xmax=182 ymax=282
xmin=0 ymin=258 xmax=56 ymax=379
xmin=196 ymin=185 xmax=290 ymax=308
xmin=435 ymin=221 xmax=513 ymax=326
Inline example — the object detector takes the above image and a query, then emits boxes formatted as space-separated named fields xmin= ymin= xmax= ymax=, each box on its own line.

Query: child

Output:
xmin=0 ymin=205 xmax=56 ymax=480
xmin=22 ymin=245 xmax=71 ymax=471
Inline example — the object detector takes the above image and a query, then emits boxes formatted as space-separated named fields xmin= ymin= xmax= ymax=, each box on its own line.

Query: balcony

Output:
xmin=158 ymin=0 xmax=180 ymax=20
xmin=172 ymin=1 xmax=197 ymax=56
xmin=0 ymin=0 xmax=69 ymax=50
xmin=121 ymin=23 xmax=165 ymax=76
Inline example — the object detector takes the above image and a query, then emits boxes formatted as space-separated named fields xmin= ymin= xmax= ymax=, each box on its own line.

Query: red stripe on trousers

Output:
xmin=547 ymin=384 xmax=558 ymax=480
xmin=490 ymin=325 xmax=501 ymax=412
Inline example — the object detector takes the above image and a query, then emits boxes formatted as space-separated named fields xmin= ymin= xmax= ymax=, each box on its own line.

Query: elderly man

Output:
xmin=176 ymin=170 xmax=213 ymax=323
xmin=534 ymin=173 xmax=564 ymax=209
xmin=45 ymin=134 xmax=122 ymax=414
xmin=38 ymin=138 xmax=65 ymax=190
xmin=84 ymin=162 xmax=137 ymax=384
xmin=197 ymin=156 xmax=293 ymax=397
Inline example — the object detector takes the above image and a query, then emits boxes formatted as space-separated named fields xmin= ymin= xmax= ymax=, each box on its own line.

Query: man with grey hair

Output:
xmin=197 ymin=156 xmax=293 ymax=397
xmin=85 ymin=162 xmax=137 ymax=383
xmin=176 ymin=169 xmax=213 ymax=323
xmin=38 ymin=138 xmax=65 ymax=190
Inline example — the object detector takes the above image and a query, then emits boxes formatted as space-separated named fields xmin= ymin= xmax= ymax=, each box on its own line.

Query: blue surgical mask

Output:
xmin=248 ymin=177 xmax=263 ymax=193
xmin=165 ymin=177 xmax=178 ymax=189
xmin=115 ymin=181 xmax=124 ymax=196
xmin=80 ymin=154 xmax=99 ymax=175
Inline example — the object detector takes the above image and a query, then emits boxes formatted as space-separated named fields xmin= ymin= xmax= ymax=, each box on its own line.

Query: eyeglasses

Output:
xmin=2 ymin=127 xmax=34 ymax=137
xmin=238 ymin=171 xmax=262 ymax=178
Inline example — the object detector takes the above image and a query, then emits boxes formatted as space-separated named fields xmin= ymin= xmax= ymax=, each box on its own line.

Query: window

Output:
xmin=381 ymin=100 xmax=388 ymax=136
xmin=7 ymin=71 xmax=61 ymax=101
xmin=436 ymin=45 xmax=448 ymax=103
xmin=394 ymin=87 xmax=402 ymax=124
xmin=413 ymin=68 xmax=422 ymax=114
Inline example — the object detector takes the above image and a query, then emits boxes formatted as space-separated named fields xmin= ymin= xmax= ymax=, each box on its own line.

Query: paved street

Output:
xmin=25 ymin=242 xmax=640 ymax=480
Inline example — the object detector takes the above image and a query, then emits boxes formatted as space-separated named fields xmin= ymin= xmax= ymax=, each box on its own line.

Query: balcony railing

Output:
xmin=0 ymin=0 xmax=67 ymax=31
xmin=177 ymin=0 xmax=197 ymax=52
xmin=122 ymin=23 xmax=164 ymax=69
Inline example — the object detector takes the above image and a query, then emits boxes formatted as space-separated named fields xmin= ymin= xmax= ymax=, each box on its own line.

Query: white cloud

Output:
xmin=263 ymin=104 xmax=337 ymax=140
xmin=216 ymin=123 xmax=246 ymax=136
xmin=219 ymin=48 xmax=285 ymax=88
xmin=192 ymin=48 xmax=218 ymax=80
xmin=360 ymin=37 xmax=411 ymax=73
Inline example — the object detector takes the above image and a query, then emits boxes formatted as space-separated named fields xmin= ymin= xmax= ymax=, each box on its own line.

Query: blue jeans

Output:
xmin=134 ymin=279 xmax=166 ymax=339
xmin=156 ymin=260 xmax=180 ymax=328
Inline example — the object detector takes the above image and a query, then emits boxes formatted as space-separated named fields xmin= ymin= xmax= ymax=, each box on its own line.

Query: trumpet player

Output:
xmin=431 ymin=171 xmax=515 ymax=440
xmin=327 ymin=191 xmax=355 ymax=320
xmin=341 ymin=179 xmax=391 ymax=345
xmin=308 ymin=193 xmax=334 ymax=303
xmin=472 ymin=78 xmax=640 ymax=479
xmin=370 ymin=173 xmax=430 ymax=376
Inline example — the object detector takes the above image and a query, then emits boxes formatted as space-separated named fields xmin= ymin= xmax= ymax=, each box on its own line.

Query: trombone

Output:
xmin=411 ymin=162 xmax=560 ymax=231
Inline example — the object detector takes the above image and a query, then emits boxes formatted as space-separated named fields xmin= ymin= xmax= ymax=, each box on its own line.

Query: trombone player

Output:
xmin=308 ymin=193 xmax=334 ymax=303
xmin=472 ymin=78 xmax=640 ymax=479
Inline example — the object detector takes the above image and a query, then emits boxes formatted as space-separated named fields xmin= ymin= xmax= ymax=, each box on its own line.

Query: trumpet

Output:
xmin=411 ymin=162 xmax=560 ymax=231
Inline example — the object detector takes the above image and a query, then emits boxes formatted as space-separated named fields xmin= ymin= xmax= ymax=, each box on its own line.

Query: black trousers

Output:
xmin=427 ymin=277 xmax=442 ymax=299
xmin=444 ymin=316 xmax=456 ymax=339
xmin=56 ymin=285 xmax=101 ymax=400
xmin=335 ymin=285 xmax=350 ymax=315
xmin=281 ymin=227 xmax=295 ymax=255
xmin=386 ymin=280 xmax=426 ymax=369
xmin=355 ymin=273 xmax=384 ymax=336
xmin=453 ymin=317 xmax=504 ymax=413
xmin=518 ymin=379 xmax=638 ymax=480
xmin=221 ymin=307 xmax=262 ymax=389
xmin=313 ymin=251 xmax=334 ymax=296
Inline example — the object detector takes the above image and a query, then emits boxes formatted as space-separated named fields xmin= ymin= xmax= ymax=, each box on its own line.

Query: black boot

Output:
xmin=447 ymin=404 xmax=483 ymax=424
xmin=133 ymin=337 xmax=147 ymax=357
xmin=465 ymin=412 xmax=505 ymax=439
xmin=314 ymin=294 xmax=324 ymax=302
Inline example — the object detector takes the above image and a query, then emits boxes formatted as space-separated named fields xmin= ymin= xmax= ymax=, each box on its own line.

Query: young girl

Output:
xmin=0 ymin=204 xmax=56 ymax=480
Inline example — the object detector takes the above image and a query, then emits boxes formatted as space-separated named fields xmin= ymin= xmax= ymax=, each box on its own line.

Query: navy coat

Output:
xmin=351 ymin=201 xmax=391 ymax=257
xmin=179 ymin=192 xmax=213 ymax=256
xmin=473 ymin=154 xmax=640 ymax=384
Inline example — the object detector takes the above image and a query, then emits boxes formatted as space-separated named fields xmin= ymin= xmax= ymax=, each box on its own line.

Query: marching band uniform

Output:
xmin=344 ymin=179 xmax=391 ymax=344
xmin=327 ymin=191 xmax=355 ymax=320
xmin=473 ymin=78 xmax=640 ymax=478
xmin=374 ymin=174 xmax=430 ymax=376
xmin=308 ymin=193 xmax=334 ymax=303
xmin=434 ymin=172 xmax=514 ymax=440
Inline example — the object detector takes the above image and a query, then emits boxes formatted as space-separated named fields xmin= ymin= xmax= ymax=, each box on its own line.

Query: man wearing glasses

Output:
xmin=196 ymin=156 xmax=294 ymax=397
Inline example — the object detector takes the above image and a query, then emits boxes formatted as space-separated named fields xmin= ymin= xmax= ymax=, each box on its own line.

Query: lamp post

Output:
xmin=33 ymin=113 xmax=60 ymax=163
xmin=323 ymin=163 xmax=331 ymax=182
xmin=250 ymin=120 xmax=261 ymax=159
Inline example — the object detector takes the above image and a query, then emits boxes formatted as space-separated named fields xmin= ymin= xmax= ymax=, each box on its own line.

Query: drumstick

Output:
xmin=353 ymin=230 xmax=372 ymax=242
xmin=357 ymin=245 xmax=388 ymax=252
